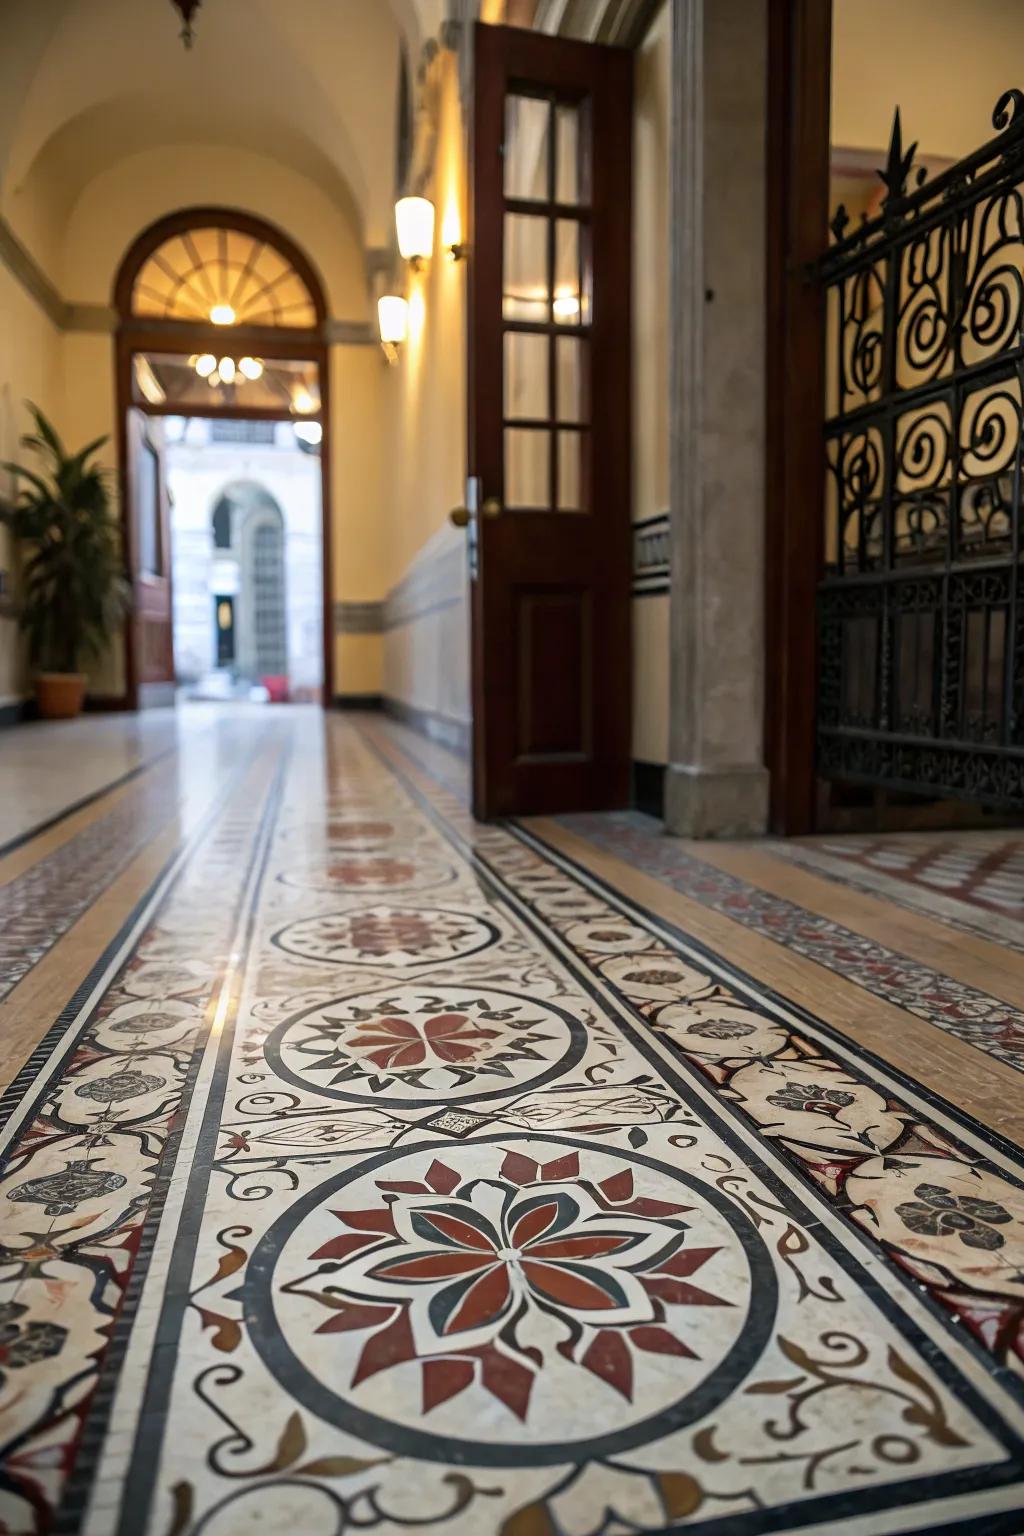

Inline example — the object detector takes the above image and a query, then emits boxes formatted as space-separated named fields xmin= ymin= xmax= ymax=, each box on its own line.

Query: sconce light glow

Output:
xmin=395 ymin=196 xmax=435 ymax=263
xmin=194 ymin=353 xmax=217 ymax=377
xmin=377 ymin=294 xmax=409 ymax=345
xmin=209 ymin=304 xmax=236 ymax=325
xmin=292 ymin=384 xmax=318 ymax=415
xmin=238 ymin=356 xmax=264 ymax=380
xmin=553 ymin=292 xmax=581 ymax=321
xmin=217 ymin=356 xmax=237 ymax=384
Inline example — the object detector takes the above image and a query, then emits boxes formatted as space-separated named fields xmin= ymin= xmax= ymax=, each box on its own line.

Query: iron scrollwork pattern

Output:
xmin=819 ymin=90 xmax=1024 ymax=807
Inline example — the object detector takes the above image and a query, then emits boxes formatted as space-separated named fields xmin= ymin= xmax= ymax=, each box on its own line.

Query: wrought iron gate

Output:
xmin=818 ymin=91 xmax=1024 ymax=807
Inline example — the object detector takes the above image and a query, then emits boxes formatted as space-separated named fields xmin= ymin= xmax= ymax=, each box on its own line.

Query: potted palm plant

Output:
xmin=0 ymin=405 xmax=130 ymax=719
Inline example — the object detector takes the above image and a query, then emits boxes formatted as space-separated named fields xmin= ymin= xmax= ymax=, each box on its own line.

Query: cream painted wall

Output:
xmin=381 ymin=47 xmax=471 ymax=734
xmin=833 ymin=0 xmax=1024 ymax=157
xmin=631 ymin=0 xmax=671 ymax=767
xmin=59 ymin=146 xmax=367 ymax=314
xmin=0 ymin=265 xmax=64 ymax=706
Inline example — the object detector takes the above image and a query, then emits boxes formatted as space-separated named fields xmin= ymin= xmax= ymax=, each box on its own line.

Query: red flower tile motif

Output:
xmin=346 ymin=1012 xmax=500 ymax=1070
xmin=303 ymin=1152 xmax=728 ymax=1422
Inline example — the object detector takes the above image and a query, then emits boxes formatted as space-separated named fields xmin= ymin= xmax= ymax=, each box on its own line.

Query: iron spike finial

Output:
xmin=878 ymin=106 xmax=918 ymax=208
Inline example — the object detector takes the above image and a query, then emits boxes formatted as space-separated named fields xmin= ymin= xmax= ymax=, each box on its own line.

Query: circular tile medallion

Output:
xmin=271 ymin=906 xmax=499 ymax=969
xmin=264 ymin=985 xmax=586 ymax=1108
xmin=247 ymin=1135 xmax=774 ymax=1465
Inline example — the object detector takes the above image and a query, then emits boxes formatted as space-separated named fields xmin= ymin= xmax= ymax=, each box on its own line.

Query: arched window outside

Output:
xmin=250 ymin=515 xmax=287 ymax=677
xmin=212 ymin=497 xmax=232 ymax=550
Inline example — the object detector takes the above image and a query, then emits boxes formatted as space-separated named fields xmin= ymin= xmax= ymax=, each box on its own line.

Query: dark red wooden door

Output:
xmin=126 ymin=407 xmax=175 ymax=706
xmin=468 ymin=23 xmax=632 ymax=818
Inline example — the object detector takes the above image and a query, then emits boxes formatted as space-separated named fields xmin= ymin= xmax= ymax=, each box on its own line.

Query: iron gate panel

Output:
xmin=818 ymin=91 xmax=1024 ymax=807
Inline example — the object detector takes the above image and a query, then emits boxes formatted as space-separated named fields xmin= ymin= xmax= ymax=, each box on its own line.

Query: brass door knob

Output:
xmin=481 ymin=497 xmax=502 ymax=518
xmin=449 ymin=506 xmax=471 ymax=528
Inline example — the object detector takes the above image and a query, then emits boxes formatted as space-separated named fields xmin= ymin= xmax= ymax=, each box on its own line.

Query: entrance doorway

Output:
xmin=165 ymin=416 xmax=324 ymax=703
xmin=113 ymin=209 xmax=332 ymax=709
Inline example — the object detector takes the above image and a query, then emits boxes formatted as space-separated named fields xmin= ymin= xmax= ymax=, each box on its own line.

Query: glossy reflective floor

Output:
xmin=1 ymin=707 xmax=1023 ymax=1536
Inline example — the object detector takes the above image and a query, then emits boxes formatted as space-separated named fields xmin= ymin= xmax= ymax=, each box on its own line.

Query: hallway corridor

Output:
xmin=1 ymin=709 xmax=1023 ymax=1535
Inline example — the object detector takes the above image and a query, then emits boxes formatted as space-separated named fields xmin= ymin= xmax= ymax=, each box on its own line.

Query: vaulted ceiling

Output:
xmin=0 ymin=0 xmax=445 ymax=286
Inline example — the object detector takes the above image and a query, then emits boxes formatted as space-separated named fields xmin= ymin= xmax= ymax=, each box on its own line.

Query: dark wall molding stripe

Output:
xmin=334 ymin=693 xmax=384 ymax=710
xmin=633 ymin=511 xmax=670 ymax=597
xmin=334 ymin=600 xmax=386 ymax=634
xmin=0 ymin=214 xmax=372 ymax=343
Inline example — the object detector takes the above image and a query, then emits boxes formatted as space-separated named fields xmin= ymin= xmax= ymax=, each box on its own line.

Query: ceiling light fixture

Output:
xmin=209 ymin=304 xmax=236 ymax=325
xmin=218 ymin=356 xmax=237 ymax=384
xmin=194 ymin=352 xmax=217 ymax=378
xmin=238 ymin=356 xmax=264 ymax=380
xmin=169 ymin=0 xmax=202 ymax=49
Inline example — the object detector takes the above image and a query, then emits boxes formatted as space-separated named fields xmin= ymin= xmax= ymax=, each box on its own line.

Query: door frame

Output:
xmin=763 ymin=0 xmax=832 ymax=834
xmin=112 ymin=207 xmax=334 ymax=710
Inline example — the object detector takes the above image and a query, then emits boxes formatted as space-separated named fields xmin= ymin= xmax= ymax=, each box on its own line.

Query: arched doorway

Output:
xmin=113 ymin=207 xmax=332 ymax=708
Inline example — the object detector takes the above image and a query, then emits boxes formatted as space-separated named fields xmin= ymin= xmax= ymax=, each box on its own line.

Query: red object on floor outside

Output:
xmin=262 ymin=675 xmax=290 ymax=703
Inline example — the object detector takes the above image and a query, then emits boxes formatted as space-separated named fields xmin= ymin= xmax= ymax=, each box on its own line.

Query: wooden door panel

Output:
xmin=468 ymin=23 xmax=632 ymax=818
xmin=126 ymin=407 xmax=175 ymax=701
xmin=516 ymin=587 xmax=592 ymax=759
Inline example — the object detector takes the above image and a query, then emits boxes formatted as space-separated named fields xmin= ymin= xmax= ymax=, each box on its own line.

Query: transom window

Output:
xmin=130 ymin=226 xmax=318 ymax=328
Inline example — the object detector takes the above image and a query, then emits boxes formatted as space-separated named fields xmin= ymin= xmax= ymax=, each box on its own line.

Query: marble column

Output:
xmin=664 ymin=0 xmax=770 ymax=838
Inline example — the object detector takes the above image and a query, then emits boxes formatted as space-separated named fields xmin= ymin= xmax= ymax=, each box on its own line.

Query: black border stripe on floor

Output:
xmin=0 ymin=750 xmax=174 ymax=862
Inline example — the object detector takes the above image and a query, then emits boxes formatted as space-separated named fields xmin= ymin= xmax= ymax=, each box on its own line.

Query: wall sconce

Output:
xmin=441 ymin=205 xmax=466 ymax=263
xmin=395 ymin=196 xmax=435 ymax=267
xmin=377 ymin=293 xmax=408 ymax=364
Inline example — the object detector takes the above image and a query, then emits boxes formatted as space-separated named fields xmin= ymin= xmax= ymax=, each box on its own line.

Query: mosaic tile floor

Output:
xmin=2 ymin=712 xmax=1024 ymax=1535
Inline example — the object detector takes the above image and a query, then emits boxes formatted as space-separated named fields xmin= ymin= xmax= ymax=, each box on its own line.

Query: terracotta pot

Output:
xmin=35 ymin=672 xmax=87 ymax=720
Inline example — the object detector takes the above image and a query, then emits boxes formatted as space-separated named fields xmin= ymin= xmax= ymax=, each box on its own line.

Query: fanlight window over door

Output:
xmin=130 ymin=226 xmax=318 ymax=328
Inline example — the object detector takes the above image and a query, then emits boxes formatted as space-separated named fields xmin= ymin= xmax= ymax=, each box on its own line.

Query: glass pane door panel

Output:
xmin=556 ymin=336 xmax=588 ymax=423
xmin=504 ymin=214 xmax=550 ymax=322
xmin=558 ymin=430 xmax=585 ymax=511
xmin=505 ymin=332 xmax=550 ymax=420
xmin=555 ymin=104 xmax=584 ymax=205
xmin=554 ymin=219 xmax=582 ymax=325
xmin=506 ymin=428 xmax=550 ymax=508
xmin=505 ymin=95 xmax=551 ymax=201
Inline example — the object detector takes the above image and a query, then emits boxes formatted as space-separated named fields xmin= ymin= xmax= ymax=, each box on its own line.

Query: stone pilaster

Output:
xmin=664 ymin=0 xmax=770 ymax=838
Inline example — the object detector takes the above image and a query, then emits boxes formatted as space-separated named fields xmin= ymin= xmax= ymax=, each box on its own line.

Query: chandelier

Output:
xmin=169 ymin=0 xmax=202 ymax=48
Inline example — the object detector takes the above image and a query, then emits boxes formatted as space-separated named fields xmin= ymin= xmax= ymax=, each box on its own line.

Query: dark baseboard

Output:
xmin=384 ymin=697 xmax=470 ymax=757
xmin=632 ymin=759 xmax=666 ymax=820
xmin=137 ymin=682 xmax=176 ymax=710
xmin=334 ymin=693 xmax=384 ymax=710
xmin=0 ymin=698 xmax=31 ymax=727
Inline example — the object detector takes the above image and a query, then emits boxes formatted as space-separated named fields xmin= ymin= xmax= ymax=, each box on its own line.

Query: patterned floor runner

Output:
xmin=1 ymin=715 xmax=1023 ymax=1536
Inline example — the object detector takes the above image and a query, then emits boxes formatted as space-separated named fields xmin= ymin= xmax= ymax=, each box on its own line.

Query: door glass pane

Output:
xmin=505 ymin=95 xmax=550 ymax=201
xmin=554 ymin=219 xmax=581 ymax=325
xmin=506 ymin=428 xmax=550 ymax=508
xmin=137 ymin=437 xmax=162 ymax=576
xmin=555 ymin=104 xmax=581 ymax=205
xmin=505 ymin=332 xmax=549 ymax=420
xmin=504 ymin=214 xmax=550 ymax=322
xmin=558 ymin=430 xmax=584 ymax=511
xmin=556 ymin=336 xmax=588 ymax=423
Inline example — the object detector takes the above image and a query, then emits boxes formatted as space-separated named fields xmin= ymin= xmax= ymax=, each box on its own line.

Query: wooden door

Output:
xmin=467 ymin=23 xmax=633 ymax=818
xmin=126 ymin=407 xmax=175 ymax=707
